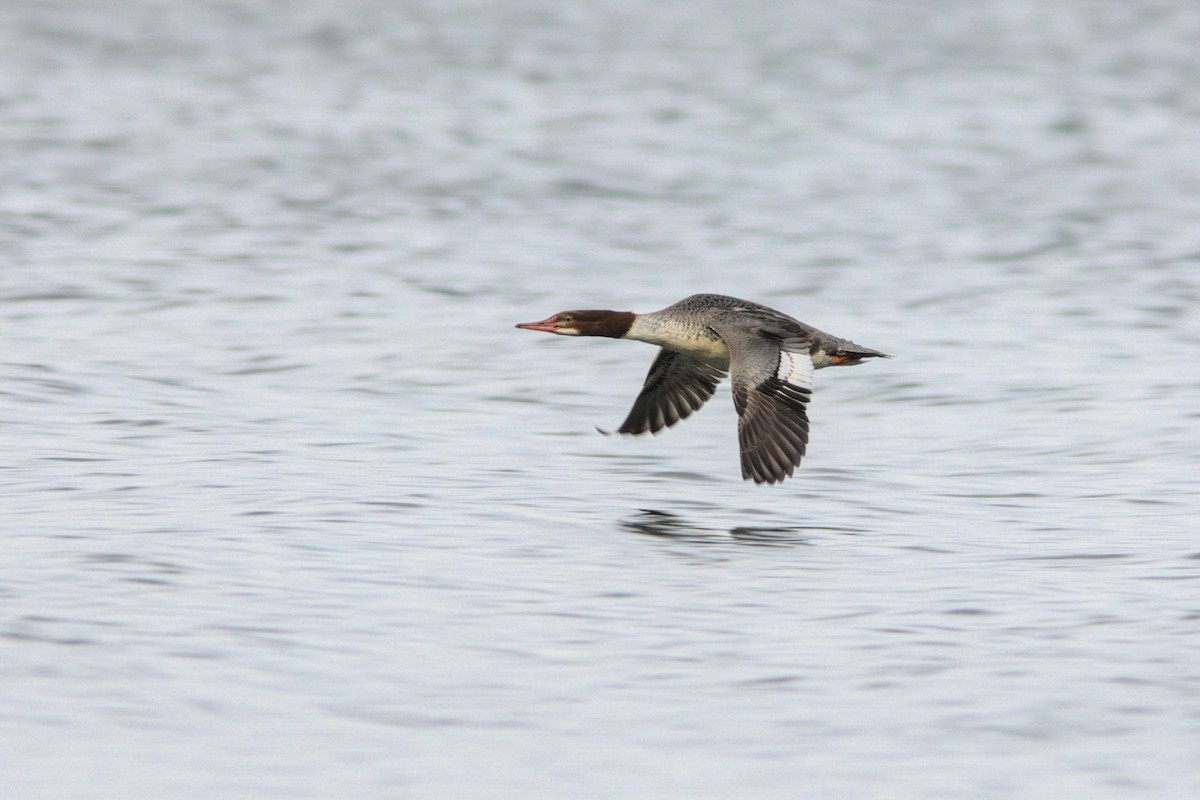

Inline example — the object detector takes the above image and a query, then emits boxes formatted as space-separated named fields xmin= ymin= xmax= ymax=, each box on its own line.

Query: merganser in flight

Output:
xmin=516 ymin=293 xmax=889 ymax=484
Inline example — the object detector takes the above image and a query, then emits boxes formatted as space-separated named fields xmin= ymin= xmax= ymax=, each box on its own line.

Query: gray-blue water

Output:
xmin=4 ymin=1 xmax=1200 ymax=797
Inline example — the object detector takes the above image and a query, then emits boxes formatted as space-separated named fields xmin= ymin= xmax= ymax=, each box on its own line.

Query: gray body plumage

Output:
xmin=619 ymin=294 xmax=887 ymax=484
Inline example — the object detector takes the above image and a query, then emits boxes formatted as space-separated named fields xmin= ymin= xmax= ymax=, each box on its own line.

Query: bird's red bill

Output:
xmin=515 ymin=316 xmax=558 ymax=332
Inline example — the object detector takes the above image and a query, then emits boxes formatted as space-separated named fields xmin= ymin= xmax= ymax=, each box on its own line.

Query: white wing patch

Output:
xmin=775 ymin=350 xmax=814 ymax=391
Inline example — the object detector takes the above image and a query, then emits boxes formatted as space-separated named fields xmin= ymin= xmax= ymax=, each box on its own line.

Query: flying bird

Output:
xmin=516 ymin=293 xmax=888 ymax=484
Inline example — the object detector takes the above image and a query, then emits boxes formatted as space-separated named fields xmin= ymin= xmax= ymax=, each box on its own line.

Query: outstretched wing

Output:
xmin=720 ymin=329 xmax=814 ymax=484
xmin=617 ymin=349 xmax=728 ymax=435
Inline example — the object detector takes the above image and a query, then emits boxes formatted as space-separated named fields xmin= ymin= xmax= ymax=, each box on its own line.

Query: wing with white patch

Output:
xmin=617 ymin=349 xmax=728 ymax=435
xmin=716 ymin=327 xmax=814 ymax=484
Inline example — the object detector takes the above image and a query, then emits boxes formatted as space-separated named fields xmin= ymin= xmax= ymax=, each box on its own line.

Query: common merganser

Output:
xmin=516 ymin=293 xmax=889 ymax=484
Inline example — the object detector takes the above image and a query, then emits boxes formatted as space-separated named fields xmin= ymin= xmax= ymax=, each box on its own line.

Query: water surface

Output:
xmin=3 ymin=1 xmax=1199 ymax=798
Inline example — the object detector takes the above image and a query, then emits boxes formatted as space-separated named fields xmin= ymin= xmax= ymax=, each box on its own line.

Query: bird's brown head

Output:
xmin=515 ymin=309 xmax=635 ymax=338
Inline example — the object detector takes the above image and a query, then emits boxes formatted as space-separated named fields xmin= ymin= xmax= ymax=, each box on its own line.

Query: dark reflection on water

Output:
xmin=621 ymin=508 xmax=835 ymax=548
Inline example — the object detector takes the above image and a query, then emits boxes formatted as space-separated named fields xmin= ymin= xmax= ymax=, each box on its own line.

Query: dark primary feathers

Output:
xmin=617 ymin=350 xmax=728 ymax=435
xmin=616 ymin=325 xmax=816 ymax=484
xmin=715 ymin=324 xmax=814 ymax=485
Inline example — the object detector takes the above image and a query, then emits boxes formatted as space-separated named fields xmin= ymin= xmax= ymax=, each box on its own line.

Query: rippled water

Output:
xmin=4 ymin=1 xmax=1200 ymax=797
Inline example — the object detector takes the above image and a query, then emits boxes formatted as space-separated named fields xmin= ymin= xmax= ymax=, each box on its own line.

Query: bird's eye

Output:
xmin=559 ymin=314 xmax=574 ymax=324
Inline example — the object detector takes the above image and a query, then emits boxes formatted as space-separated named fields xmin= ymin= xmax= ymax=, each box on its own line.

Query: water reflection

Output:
xmin=620 ymin=509 xmax=815 ymax=548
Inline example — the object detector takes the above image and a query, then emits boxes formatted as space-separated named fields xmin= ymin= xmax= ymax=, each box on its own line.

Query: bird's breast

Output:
xmin=656 ymin=333 xmax=731 ymax=370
